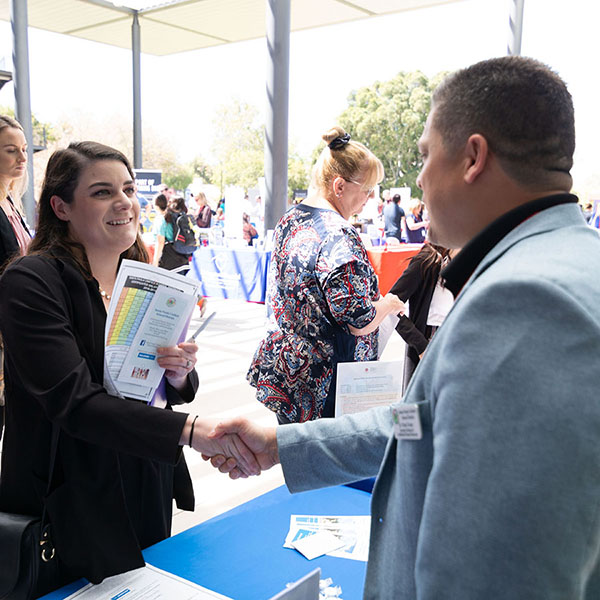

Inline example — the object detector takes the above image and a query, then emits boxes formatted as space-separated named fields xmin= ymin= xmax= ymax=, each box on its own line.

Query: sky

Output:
xmin=0 ymin=0 xmax=598 ymax=196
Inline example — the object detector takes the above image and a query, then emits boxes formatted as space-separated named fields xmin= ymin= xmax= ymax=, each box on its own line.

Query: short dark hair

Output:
xmin=432 ymin=56 xmax=574 ymax=188
xmin=29 ymin=141 xmax=148 ymax=275
xmin=392 ymin=194 xmax=401 ymax=204
xmin=154 ymin=193 xmax=168 ymax=211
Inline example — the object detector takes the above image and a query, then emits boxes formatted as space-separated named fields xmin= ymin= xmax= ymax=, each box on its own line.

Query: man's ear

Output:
xmin=50 ymin=195 xmax=71 ymax=222
xmin=463 ymin=134 xmax=489 ymax=184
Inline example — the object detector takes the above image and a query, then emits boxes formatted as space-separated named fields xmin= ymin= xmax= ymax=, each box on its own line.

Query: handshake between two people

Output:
xmin=183 ymin=416 xmax=278 ymax=479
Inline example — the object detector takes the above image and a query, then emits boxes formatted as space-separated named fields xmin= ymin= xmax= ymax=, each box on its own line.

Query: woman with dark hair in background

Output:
xmin=248 ymin=126 xmax=405 ymax=423
xmin=0 ymin=115 xmax=32 ymax=439
xmin=389 ymin=242 xmax=457 ymax=391
xmin=151 ymin=192 xmax=188 ymax=270
xmin=0 ymin=141 xmax=257 ymax=596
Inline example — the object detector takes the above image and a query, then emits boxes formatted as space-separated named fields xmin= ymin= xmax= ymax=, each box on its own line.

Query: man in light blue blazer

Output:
xmin=211 ymin=57 xmax=600 ymax=599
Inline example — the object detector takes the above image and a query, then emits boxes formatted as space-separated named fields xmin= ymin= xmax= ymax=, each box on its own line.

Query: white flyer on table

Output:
xmin=284 ymin=515 xmax=371 ymax=562
xmin=104 ymin=260 xmax=201 ymax=402
xmin=335 ymin=360 xmax=403 ymax=417
xmin=64 ymin=563 xmax=232 ymax=599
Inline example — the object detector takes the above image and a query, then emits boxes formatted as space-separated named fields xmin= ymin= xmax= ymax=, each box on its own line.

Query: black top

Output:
xmin=443 ymin=193 xmax=578 ymax=297
xmin=0 ymin=255 xmax=197 ymax=587
xmin=389 ymin=245 xmax=441 ymax=358
xmin=0 ymin=195 xmax=31 ymax=272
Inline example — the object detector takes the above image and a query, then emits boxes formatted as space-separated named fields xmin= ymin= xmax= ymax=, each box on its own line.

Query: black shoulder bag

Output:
xmin=0 ymin=425 xmax=60 ymax=600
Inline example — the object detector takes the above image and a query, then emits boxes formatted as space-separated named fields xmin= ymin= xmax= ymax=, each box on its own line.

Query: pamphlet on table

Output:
xmin=284 ymin=515 xmax=371 ymax=562
xmin=64 ymin=563 xmax=231 ymax=599
xmin=335 ymin=360 xmax=403 ymax=417
xmin=104 ymin=260 xmax=201 ymax=402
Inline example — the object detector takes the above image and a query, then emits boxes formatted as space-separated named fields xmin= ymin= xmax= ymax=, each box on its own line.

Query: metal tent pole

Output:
xmin=507 ymin=0 xmax=525 ymax=56
xmin=264 ymin=0 xmax=290 ymax=231
xmin=132 ymin=11 xmax=142 ymax=168
xmin=10 ymin=0 xmax=35 ymax=224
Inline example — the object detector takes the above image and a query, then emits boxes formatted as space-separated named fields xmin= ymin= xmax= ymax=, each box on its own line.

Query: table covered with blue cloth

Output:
xmin=188 ymin=246 xmax=271 ymax=303
xmin=41 ymin=485 xmax=371 ymax=599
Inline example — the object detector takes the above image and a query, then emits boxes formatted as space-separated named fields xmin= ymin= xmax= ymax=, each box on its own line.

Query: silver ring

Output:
xmin=186 ymin=359 xmax=191 ymax=369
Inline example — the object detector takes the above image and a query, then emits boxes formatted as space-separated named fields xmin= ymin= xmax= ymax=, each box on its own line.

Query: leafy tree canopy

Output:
xmin=211 ymin=99 xmax=265 ymax=192
xmin=336 ymin=71 xmax=445 ymax=196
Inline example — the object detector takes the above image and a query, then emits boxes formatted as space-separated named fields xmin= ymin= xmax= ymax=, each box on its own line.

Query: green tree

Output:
xmin=210 ymin=99 xmax=264 ymax=193
xmin=0 ymin=105 xmax=58 ymax=148
xmin=287 ymin=149 xmax=310 ymax=200
xmin=163 ymin=162 xmax=193 ymax=192
xmin=336 ymin=71 xmax=445 ymax=196
xmin=190 ymin=156 xmax=214 ymax=185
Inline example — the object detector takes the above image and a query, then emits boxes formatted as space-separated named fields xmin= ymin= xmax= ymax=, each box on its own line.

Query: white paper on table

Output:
xmin=291 ymin=531 xmax=345 ymax=560
xmin=335 ymin=360 xmax=403 ymax=417
xmin=64 ymin=563 xmax=232 ymax=600
xmin=377 ymin=312 xmax=400 ymax=359
xmin=284 ymin=515 xmax=371 ymax=562
xmin=104 ymin=260 xmax=201 ymax=401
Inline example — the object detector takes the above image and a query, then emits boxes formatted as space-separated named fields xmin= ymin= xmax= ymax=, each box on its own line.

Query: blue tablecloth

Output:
xmin=189 ymin=246 xmax=271 ymax=303
xmin=41 ymin=485 xmax=370 ymax=599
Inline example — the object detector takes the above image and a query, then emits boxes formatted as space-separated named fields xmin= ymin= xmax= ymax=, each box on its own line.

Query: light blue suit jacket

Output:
xmin=278 ymin=203 xmax=600 ymax=599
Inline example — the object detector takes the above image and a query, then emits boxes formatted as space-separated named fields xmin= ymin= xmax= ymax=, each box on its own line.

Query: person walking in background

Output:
xmin=242 ymin=212 xmax=258 ymax=246
xmin=0 ymin=115 xmax=32 ymax=441
xmin=389 ymin=242 xmax=456 ymax=391
xmin=194 ymin=191 xmax=212 ymax=229
xmin=151 ymin=193 xmax=188 ymax=270
xmin=405 ymin=197 xmax=428 ymax=243
xmin=247 ymin=126 xmax=404 ymax=424
xmin=0 ymin=141 xmax=258 ymax=597
xmin=383 ymin=193 xmax=406 ymax=244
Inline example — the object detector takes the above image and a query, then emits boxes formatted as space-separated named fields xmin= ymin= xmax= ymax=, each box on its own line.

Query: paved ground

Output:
xmin=172 ymin=297 xmax=406 ymax=534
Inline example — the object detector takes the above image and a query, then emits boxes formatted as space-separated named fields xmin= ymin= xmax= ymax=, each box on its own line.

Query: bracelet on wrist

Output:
xmin=188 ymin=415 xmax=199 ymax=447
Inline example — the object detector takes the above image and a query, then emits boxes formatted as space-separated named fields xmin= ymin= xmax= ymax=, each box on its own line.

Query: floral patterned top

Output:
xmin=247 ymin=204 xmax=379 ymax=422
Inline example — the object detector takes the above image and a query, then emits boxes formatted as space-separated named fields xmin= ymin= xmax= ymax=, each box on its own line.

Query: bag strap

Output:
xmin=39 ymin=424 xmax=60 ymax=560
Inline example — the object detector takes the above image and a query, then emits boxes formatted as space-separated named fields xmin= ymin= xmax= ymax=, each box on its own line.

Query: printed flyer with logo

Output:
xmin=104 ymin=260 xmax=201 ymax=402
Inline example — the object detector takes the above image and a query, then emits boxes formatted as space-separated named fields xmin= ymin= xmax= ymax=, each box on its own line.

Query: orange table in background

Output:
xmin=367 ymin=243 xmax=422 ymax=294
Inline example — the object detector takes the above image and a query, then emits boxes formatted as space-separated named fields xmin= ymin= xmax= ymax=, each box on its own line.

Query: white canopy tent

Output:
xmin=0 ymin=0 xmax=524 ymax=225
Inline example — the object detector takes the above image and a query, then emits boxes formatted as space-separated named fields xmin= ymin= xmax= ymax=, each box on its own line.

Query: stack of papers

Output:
xmin=65 ymin=564 xmax=231 ymax=599
xmin=284 ymin=515 xmax=371 ymax=562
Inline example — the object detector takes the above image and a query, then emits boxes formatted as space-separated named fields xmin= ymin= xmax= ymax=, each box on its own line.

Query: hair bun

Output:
xmin=328 ymin=133 xmax=351 ymax=150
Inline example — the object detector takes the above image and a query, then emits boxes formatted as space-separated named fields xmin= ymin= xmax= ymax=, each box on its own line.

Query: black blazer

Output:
xmin=389 ymin=245 xmax=441 ymax=366
xmin=0 ymin=196 xmax=31 ymax=271
xmin=0 ymin=255 xmax=197 ymax=587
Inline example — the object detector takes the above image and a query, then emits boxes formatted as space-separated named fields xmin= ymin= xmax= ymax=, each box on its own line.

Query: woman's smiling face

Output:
xmin=51 ymin=159 xmax=140 ymax=258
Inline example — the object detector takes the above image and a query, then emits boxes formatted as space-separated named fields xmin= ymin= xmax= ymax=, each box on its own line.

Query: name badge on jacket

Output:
xmin=392 ymin=404 xmax=422 ymax=440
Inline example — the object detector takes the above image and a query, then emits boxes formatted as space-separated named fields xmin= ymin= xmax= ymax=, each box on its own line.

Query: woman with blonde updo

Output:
xmin=247 ymin=126 xmax=405 ymax=423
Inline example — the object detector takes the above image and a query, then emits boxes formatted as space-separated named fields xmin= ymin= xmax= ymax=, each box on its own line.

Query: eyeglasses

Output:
xmin=343 ymin=178 xmax=375 ymax=197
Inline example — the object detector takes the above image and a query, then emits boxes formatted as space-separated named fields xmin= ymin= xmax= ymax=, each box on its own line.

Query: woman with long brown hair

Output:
xmin=389 ymin=242 xmax=457 ymax=391
xmin=0 ymin=141 xmax=257 ymax=596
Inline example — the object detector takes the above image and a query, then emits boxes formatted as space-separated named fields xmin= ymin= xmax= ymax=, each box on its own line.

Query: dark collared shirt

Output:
xmin=442 ymin=193 xmax=578 ymax=298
